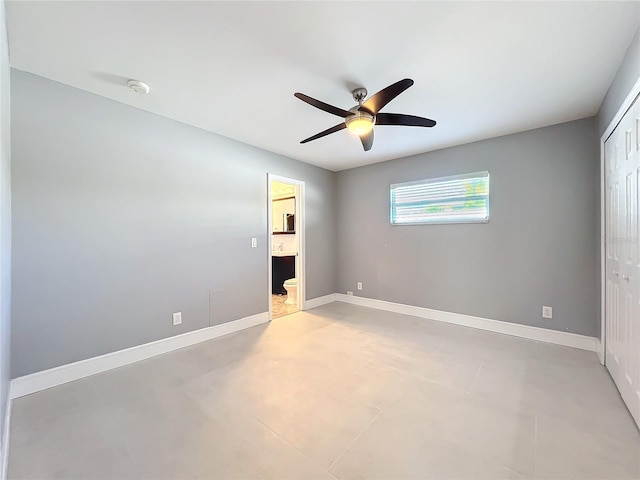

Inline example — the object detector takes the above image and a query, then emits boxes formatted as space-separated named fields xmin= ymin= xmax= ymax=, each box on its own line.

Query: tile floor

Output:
xmin=271 ymin=293 xmax=299 ymax=319
xmin=8 ymin=302 xmax=640 ymax=479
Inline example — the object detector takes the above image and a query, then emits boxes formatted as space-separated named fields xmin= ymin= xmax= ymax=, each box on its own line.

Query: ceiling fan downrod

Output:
xmin=352 ymin=87 xmax=367 ymax=105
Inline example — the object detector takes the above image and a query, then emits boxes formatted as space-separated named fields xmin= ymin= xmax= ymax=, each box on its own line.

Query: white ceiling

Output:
xmin=6 ymin=1 xmax=640 ymax=171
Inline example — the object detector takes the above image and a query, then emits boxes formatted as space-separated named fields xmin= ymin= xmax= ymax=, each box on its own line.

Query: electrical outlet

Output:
xmin=173 ymin=312 xmax=182 ymax=325
xmin=542 ymin=306 xmax=553 ymax=319
xmin=251 ymin=238 xmax=257 ymax=248
xmin=357 ymin=282 xmax=363 ymax=291
xmin=347 ymin=291 xmax=354 ymax=296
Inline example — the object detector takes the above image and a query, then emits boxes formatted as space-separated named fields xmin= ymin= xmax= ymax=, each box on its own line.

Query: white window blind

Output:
xmin=390 ymin=171 xmax=490 ymax=225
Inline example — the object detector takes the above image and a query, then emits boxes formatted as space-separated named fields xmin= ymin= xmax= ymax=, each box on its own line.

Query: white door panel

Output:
xmin=605 ymin=93 xmax=640 ymax=428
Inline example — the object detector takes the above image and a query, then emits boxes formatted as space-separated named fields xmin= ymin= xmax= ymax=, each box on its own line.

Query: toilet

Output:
xmin=283 ymin=278 xmax=297 ymax=306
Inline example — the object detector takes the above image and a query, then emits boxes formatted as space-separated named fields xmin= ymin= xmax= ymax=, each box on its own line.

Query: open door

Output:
xmin=267 ymin=174 xmax=305 ymax=320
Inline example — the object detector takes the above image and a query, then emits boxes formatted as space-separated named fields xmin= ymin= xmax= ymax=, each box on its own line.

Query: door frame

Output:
xmin=267 ymin=173 xmax=306 ymax=320
xmin=599 ymin=75 xmax=640 ymax=365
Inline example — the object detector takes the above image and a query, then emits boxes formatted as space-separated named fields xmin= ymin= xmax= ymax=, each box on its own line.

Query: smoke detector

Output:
xmin=127 ymin=80 xmax=150 ymax=95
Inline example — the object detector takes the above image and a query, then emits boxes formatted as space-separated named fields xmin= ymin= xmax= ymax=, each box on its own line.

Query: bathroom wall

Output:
xmin=272 ymin=234 xmax=297 ymax=253
xmin=271 ymin=183 xmax=298 ymax=253
xmin=11 ymin=70 xmax=337 ymax=377
xmin=272 ymin=196 xmax=295 ymax=234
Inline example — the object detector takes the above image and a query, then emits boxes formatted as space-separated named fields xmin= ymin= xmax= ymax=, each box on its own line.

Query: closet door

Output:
xmin=605 ymin=93 xmax=640 ymax=427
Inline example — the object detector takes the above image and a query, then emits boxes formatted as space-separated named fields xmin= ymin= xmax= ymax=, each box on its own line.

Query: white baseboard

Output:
xmin=596 ymin=338 xmax=605 ymax=365
xmin=9 ymin=293 xmax=600 ymax=400
xmin=10 ymin=312 xmax=269 ymax=399
xmin=1 ymin=384 xmax=12 ymax=480
xmin=305 ymin=294 xmax=337 ymax=310
xmin=335 ymin=294 xmax=598 ymax=352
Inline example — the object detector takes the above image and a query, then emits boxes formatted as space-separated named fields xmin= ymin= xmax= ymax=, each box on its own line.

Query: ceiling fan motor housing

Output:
xmin=352 ymin=87 xmax=368 ymax=103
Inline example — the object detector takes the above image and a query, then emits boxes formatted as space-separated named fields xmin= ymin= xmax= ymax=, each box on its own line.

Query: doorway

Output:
xmin=268 ymin=174 xmax=305 ymax=320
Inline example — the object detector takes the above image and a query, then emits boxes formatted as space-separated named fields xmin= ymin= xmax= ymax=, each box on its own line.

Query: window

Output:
xmin=390 ymin=171 xmax=490 ymax=225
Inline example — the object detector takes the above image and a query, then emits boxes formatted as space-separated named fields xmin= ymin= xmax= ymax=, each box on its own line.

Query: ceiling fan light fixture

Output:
xmin=345 ymin=109 xmax=375 ymax=136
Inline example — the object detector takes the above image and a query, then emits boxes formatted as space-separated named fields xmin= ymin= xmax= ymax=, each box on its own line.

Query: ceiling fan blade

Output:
xmin=376 ymin=113 xmax=437 ymax=127
xmin=300 ymin=123 xmax=346 ymax=143
xmin=362 ymin=79 xmax=414 ymax=114
xmin=294 ymin=93 xmax=354 ymax=118
xmin=360 ymin=129 xmax=374 ymax=151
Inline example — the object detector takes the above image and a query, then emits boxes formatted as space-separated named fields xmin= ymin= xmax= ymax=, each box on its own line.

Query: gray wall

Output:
xmin=11 ymin=70 xmax=337 ymax=377
xmin=598 ymin=26 xmax=640 ymax=136
xmin=0 ymin=0 xmax=11 ymax=455
xmin=336 ymin=118 xmax=599 ymax=337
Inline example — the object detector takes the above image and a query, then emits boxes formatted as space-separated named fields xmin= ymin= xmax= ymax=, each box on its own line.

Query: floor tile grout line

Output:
xmin=252 ymin=414 xmax=339 ymax=476
xmin=119 ymin=440 xmax=145 ymax=480
xmin=534 ymin=414 xmax=538 ymax=477
xmin=326 ymin=382 xmax=383 ymax=413
xmin=503 ymin=464 xmax=526 ymax=479
xmin=326 ymin=468 xmax=339 ymax=479
xmin=327 ymin=408 xmax=383 ymax=472
xmin=379 ymin=362 xmax=471 ymax=396
xmin=467 ymin=364 xmax=483 ymax=394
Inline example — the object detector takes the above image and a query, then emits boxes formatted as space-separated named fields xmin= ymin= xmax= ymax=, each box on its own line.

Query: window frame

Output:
xmin=390 ymin=171 xmax=490 ymax=226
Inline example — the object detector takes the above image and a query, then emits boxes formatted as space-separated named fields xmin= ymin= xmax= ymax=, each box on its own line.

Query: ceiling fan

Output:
xmin=294 ymin=78 xmax=436 ymax=152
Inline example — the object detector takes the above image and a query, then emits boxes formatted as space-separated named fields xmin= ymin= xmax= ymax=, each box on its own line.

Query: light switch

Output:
xmin=251 ymin=238 xmax=257 ymax=248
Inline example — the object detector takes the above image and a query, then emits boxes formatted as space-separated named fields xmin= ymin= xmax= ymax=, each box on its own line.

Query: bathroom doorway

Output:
xmin=267 ymin=174 xmax=305 ymax=320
